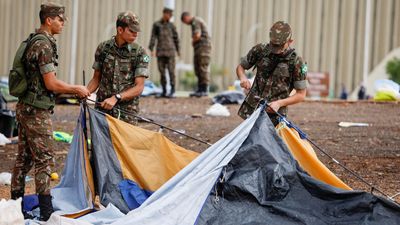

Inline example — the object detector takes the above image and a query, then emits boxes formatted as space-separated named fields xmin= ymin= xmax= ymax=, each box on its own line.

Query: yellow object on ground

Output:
xmin=276 ymin=122 xmax=352 ymax=190
xmin=374 ymin=90 xmax=398 ymax=101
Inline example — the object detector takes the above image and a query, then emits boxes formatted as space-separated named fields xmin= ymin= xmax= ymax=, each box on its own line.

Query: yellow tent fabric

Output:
xmin=276 ymin=122 xmax=352 ymax=190
xmin=106 ymin=114 xmax=199 ymax=192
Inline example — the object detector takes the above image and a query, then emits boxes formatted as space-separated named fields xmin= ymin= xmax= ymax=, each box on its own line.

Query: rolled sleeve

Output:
xmin=134 ymin=46 xmax=150 ymax=78
xmin=135 ymin=68 xmax=149 ymax=78
xmin=240 ymin=56 xmax=251 ymax=69
xmin=294 ymin=80 xmax=308 ymax=89
xmin=292 ymin=56 xmax=308 ymax=90
xmin=92 ymin=43 xmax=105 ymax=71
xmin=39 ymin=63 xmax=56 ymax=74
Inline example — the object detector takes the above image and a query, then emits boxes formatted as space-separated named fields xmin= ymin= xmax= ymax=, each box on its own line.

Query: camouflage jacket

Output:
xmin=191 ymin=17 xmax=211 ymax=51
xmin=238 ymin=43 xmax=308 ymax=119
xmin=92 ymin=37 xmax=150 ymax=123
xmin=148 ymin=19 xmax=180 ymax=57
xmin=24 ymin=29 xmax=57 ymax=104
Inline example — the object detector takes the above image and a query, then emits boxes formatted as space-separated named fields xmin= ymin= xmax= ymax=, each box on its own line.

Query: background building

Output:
xmin=1 ymin=0 xmax=399 ymax=97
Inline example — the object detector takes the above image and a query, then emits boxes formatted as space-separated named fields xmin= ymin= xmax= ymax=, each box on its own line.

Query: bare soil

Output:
xmin=1 ymin=97 xmax=399 ymax=203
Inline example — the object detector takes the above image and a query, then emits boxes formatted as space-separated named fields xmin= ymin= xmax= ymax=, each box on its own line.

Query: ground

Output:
xmin=0 ymin=97 xmax=399 ymax=203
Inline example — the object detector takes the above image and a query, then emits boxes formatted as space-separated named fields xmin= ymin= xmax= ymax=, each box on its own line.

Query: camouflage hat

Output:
xmin=40 ymin=2 xmax=67 ymax=21
xmin=117 ymin=11 xmax=141 ymax=32
xmin=163 ymin=7 xmax=174 ymax=14
xmin=269 ymin=21 xmax=292 ymax=54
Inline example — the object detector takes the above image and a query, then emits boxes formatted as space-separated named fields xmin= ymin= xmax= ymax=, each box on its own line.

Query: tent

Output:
xmin=44 ymin=104 xmax=400 ymax=224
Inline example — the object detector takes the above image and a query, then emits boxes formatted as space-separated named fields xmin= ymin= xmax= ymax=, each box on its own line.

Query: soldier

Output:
xmin=10 ymin=3 xmax=90 ymax=221
xmin=181 ymin=12 xmax=212 ymax=97
xmin=87 ymin=11 xmax=150 ymax=125
xmin=149 ymin=7 xmax=180 ymax=98
xmin=236 ymin=21 xmax=308 ymax=126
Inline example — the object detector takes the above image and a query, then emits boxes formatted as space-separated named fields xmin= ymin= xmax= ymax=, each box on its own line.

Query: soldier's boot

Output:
xmin=199 ymin=84 xmax=209 ymax=97
xmin=167 ymin=85 xmax=176 ymax=98
xmin=192 ymin=84 xmax=208 ymax=98
xmin=189 ymin=84 xmax=201 ymax=97
xmin=38 ymin=194 xmax=54 ymax=221
xmin=11 ymin=190 xmax=34 ymax=219
xmin=157 ymin=85 xmax=167 ymax=98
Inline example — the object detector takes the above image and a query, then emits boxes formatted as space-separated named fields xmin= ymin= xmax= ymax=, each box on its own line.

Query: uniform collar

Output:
xmin=112 ymin=36 xmax=132 ymax=52
xmin=36 ymin=28 xmax=57 ymax=43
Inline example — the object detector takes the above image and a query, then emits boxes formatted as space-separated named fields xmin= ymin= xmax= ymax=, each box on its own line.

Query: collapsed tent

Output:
xmin=49 ymin=104 xmax=400 ymax=224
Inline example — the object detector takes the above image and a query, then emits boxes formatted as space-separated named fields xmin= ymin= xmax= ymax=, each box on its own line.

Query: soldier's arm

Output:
xmin=172 ymin=24 xmax=180 ymax=55
xmin=33 ymin=40 xmax=89 ymax=98
xmin=87 ymin=70 xmax=101 ymax=93
xmin=236 ymin=44 xmax=264 ymax=90
xmin=118 ymin=77 xmax=145 ymax=101
xmin=43 ymin=72 xmax=90 ymax=98
xmin=87 ymin=43 xmax=104 ymax=93
xmin=148 ymin=23 xmax=157 ymax=55
xmin=191 ymin=20 xmax=201 ymax=43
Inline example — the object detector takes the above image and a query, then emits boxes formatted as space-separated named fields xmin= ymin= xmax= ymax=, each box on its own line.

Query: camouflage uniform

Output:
xmin=149 ymin=18 xmax=180 ymax=91
xmin=11 ymin=29 xmax=57 ymax=197
xmin=191 ymin=17 xmax=211 ymax=87
xmin=238 ymin=21 xmax=308 ymax=126
xmin=93 ymin=12 xmax=150 ymax=125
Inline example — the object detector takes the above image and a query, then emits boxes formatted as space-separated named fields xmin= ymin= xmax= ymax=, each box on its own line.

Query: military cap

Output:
xmin=117 ymin=11 xmax=141 ymax=32
xmin=269 ymin=21 xmax=292 ymax=54
xmin=163 ymin=7 xmax=173 ymax=14
xmin=40 ymin=2 xmax=67 ymax=21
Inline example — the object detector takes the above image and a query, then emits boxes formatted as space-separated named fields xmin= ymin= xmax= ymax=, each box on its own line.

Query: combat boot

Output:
xmin=192 ymin=84 xmax=208 ymax=97
xmin=11 ymin=190 xmax=34 ymax=219
xmin=189 ymin=84 xmax=201 ymax=97
xmin=156 ymin=85 xmax=167 ymax=98
xmin=38 ymin=194 xmax=54 ymax=221
xmin=167 ymin=85 xmax=176 ymax=98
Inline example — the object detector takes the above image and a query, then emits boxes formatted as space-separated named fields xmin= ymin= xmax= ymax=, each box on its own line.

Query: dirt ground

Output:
xmin=0 ymin=97 xmax=399 ymax=203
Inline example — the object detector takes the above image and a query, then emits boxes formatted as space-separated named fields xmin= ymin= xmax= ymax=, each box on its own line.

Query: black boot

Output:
xmin=38 ymin=194 xmax=54 ymax=221
xmin=11 ymin=190 xmax=34 ymax=219
xmin=157 ymin=85 xmax=167 ymax=98
xmin=199 ymin=84 xmax=209 ymax=97
xmin=167 ymin=85 xmax=176 ymax=98
xmin=189 ymin=84 xmax=201 ymax=97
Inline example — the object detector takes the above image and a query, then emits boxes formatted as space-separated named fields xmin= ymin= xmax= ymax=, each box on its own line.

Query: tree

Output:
xmin=386 ymin=57 xmax=400 ymax=84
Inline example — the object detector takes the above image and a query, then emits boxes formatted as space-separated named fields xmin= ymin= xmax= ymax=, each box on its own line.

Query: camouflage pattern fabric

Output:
xmin=40 ymin=2 xmax=67 ymax=21
xmin=238 ymin=43 xmax=308 ymax=121
xmin=24 ymin=30 xmax=58 ymax=99
xmin=191 ymin=17 xmax=211 ymax=86
xmin=191 ymin=17 xmax=211 ymax=50
xmin=148 ymin=19 xmax=180 ymax=57
xmin=194 ymin=49 xmax=211 ymax=86
xmin=92 ymin=37 xmax=150 ymax=125
xmin=11 ymin=102 xmax=54 ymax=195
xmin=157 ymin=56 xmax=176 ymax=87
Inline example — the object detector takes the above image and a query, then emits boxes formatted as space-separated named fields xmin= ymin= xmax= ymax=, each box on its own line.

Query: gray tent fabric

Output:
xmin=51 ymin=106 xmax=93 ymax=214
xmin=196 ymin=108 xmax=400 ymax=225
xmin=88 ymin=108 xmax=130 ymax=213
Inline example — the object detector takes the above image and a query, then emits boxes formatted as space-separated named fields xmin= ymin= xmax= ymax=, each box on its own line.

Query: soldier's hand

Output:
xmin=240 ymin=79 xmax=251 ymax=90
xmin=267 ymin=101 xmax=281 ymax=113
xmin=75 ymin=85 xmax=90 ymax=98
xmin=100 ymin=96 xmax=118 ymax=110
xmin=151 ymin=50 xmax=156 ymax=57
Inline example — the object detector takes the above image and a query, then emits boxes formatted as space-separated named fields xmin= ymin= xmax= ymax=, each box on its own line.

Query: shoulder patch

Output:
xmin=142 ymin=55 xmax=150 ymax=63
xmin=301 ymin=64 xmax=308 ymax=74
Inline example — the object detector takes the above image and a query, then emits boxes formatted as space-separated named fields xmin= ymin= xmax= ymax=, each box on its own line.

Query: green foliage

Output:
xmin=386 ymin=57 xmax=400 ymax=84
xmin=179 ymin=71 xmax=197 ymax=91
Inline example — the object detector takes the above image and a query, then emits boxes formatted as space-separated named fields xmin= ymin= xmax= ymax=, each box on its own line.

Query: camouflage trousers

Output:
xmin=11 ymin=102 xmax=54 ymax=195
xmin=157 ymin=56 xmax=176 ymax=87
xmin=193 ymin=45 xmax=211 ymax=86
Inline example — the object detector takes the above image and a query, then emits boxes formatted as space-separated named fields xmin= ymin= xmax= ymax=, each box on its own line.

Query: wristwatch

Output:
xmin=115 ymin=93 xmax=122 ymax=102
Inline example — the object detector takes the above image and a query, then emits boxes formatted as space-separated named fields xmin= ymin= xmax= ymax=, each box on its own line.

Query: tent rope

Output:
xmin=260 ymin=100 xmax=398 ymax=204
xmin=84 ymin=99 xmax=212 ymax=146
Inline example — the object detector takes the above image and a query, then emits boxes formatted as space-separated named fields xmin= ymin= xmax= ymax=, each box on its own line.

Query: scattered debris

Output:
xmin=0 ymin=172 xmax=11 ymax=185
xmin=338 ymin=122 xmax=369 ymax=128
xmin=191 ymin=113 xmax=203 ymax=118
xmin=212 ymin=90 xmax=245 ymax=105
xmin=206 ymin=103 xmax=230 ymax=117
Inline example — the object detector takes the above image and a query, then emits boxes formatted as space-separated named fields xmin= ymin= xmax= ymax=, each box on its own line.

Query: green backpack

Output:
xmin=8 ymin=34 xmax=48 ymax=97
